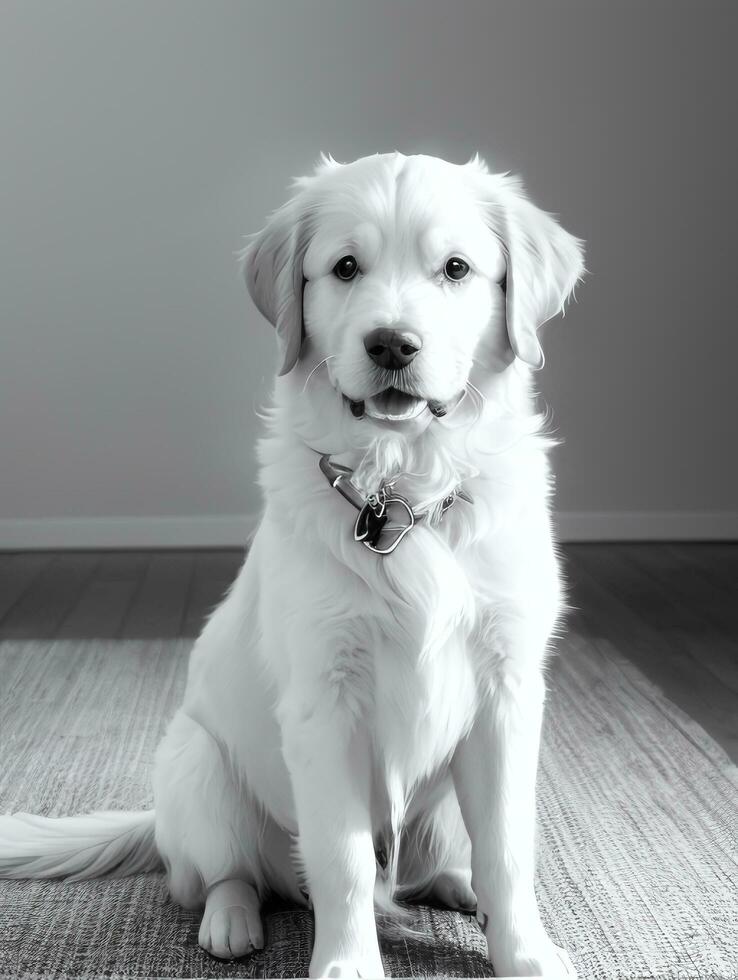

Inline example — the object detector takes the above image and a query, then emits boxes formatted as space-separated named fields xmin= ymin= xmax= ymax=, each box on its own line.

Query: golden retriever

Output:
xmin=0 ymin=151 xmax=585 ymax=978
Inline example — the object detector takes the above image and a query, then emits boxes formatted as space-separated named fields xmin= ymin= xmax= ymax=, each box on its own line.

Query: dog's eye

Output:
xmin=443 ymin=257 xmax=470 ymax=282
xmin=333 ymin=255 xmax=360 ymax=281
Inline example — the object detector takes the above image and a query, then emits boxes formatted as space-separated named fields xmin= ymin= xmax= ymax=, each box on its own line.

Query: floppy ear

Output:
xmin=241 ymin=195 xmax=314 ymax=376
xmin=495 ymin=180 xmax=585 ymax=370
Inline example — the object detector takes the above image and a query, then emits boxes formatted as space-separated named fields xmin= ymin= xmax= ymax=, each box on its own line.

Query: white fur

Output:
xmin=0 ymin=152 xmax=584 ymax=978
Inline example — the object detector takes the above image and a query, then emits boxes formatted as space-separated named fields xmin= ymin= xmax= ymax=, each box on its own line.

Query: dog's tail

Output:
xmin=0 ymin=810 xmax=160 ymax=881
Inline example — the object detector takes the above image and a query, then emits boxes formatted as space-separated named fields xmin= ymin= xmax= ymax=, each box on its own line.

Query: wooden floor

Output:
xmin=1 ymin=544 xmax=736 ymax=761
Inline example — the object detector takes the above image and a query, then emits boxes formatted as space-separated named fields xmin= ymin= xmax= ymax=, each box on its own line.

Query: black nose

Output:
xmin=363 ymin=328 xmax=422 ymax=370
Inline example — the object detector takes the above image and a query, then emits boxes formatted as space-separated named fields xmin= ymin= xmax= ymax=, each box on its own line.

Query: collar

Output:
xmin=319 ymin=454 xmax=472 ymax=556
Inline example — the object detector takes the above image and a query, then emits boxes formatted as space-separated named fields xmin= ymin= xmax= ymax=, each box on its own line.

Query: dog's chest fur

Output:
xmin=370 ymin=614 xmax=479 ymax=805
xmin=255 ymin=414 xmax=551 ymax=802
xmin=183 ymin=395 xmax=559 ymax=852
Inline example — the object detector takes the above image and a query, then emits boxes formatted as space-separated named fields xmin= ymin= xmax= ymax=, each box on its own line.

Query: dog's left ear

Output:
xmin=241 ymin=194 xmax=314 ymax=376
xmin=493 ymin=179 xmax=585 ymax=370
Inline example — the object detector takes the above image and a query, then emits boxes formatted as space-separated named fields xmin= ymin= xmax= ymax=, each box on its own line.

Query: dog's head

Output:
xmin=243 ymin=152 xmax=584 ymax=427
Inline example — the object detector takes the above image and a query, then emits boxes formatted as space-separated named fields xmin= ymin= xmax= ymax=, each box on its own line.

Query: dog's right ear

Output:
xmin=241 ymin=193 xmax=314 ymax=376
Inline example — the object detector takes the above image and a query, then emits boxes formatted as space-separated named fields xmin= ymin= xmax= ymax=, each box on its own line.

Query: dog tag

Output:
xmin=354 ymin=500 xmax=388 ymax=547
xmin=354 ymin=491 xmax=415 ymax=555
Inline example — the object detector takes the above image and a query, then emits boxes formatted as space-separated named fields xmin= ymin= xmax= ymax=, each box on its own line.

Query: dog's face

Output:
xmin=244 ymin=152 xmax=584 ymax=426
xmin=300 ymin=155 xmax=508 ymax=423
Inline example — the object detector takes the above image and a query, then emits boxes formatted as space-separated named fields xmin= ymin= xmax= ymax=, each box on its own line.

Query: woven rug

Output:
xmin=0 ymin=636 xmax=735 ymax=979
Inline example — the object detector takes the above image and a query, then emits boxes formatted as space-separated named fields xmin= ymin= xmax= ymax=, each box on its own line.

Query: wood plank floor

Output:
xmin=0 ymin=544 xmax=736 ymax=760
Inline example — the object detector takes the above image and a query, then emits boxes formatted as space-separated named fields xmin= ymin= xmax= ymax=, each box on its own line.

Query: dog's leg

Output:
xmin=153 ymin=711 xmax=265 ymax=960
xmin=452 ymin=664 xmax=576 ymax=979
xmin=281 ymin=677 xmax=384 ymax=980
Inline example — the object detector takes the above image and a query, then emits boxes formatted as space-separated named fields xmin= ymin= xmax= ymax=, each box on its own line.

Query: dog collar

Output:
xmin=319 ymin=454 xmax=472 ymax=556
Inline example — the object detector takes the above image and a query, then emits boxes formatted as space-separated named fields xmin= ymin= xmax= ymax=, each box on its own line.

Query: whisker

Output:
xmin=302 ymin=355 xmax=336 ymax=394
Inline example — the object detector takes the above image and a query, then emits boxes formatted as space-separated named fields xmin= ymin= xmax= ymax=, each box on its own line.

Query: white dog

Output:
xmin=0 ymin=152 xmax=584 ymax=978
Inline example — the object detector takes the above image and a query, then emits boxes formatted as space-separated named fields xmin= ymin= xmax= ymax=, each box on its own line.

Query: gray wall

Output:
xmin=1 ymin=0 xmax=736 ymax=546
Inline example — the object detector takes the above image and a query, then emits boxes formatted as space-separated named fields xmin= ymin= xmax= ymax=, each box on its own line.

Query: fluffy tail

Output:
xmin=0 ymin=810 xmax=160 ymax=881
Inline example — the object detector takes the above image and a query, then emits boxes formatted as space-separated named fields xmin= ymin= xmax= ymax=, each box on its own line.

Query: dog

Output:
xmin=0 ymin=151 xmax=585 ymax=978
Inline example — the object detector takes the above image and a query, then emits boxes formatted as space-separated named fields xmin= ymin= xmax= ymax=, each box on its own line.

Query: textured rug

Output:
xmin=0 ymin=635 xmax=736 ymax=979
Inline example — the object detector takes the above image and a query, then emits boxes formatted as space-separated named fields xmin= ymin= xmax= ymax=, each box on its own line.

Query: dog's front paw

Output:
xmin=490 ymin=934 xmax=576 ymax=978
xmin=310 ymin=955 xmax=385 ymax=978
xmin=321 ymin=960 xmax=363 ymax=978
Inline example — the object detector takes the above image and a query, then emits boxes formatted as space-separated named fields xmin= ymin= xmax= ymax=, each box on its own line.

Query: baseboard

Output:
xmin=0 ymin=510 xmax=737 ymax=549
xmin=0 ymin=515 xmax=260 ymax=550
xmin=555 ymin=510 xmax=738 ymax=542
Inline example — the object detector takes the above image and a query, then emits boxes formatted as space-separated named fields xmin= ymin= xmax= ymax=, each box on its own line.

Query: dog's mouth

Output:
xmin=346 ymin=388 xmax=458 ymax=422
xmin=367 ymin=388 xmax=428 ymax=421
